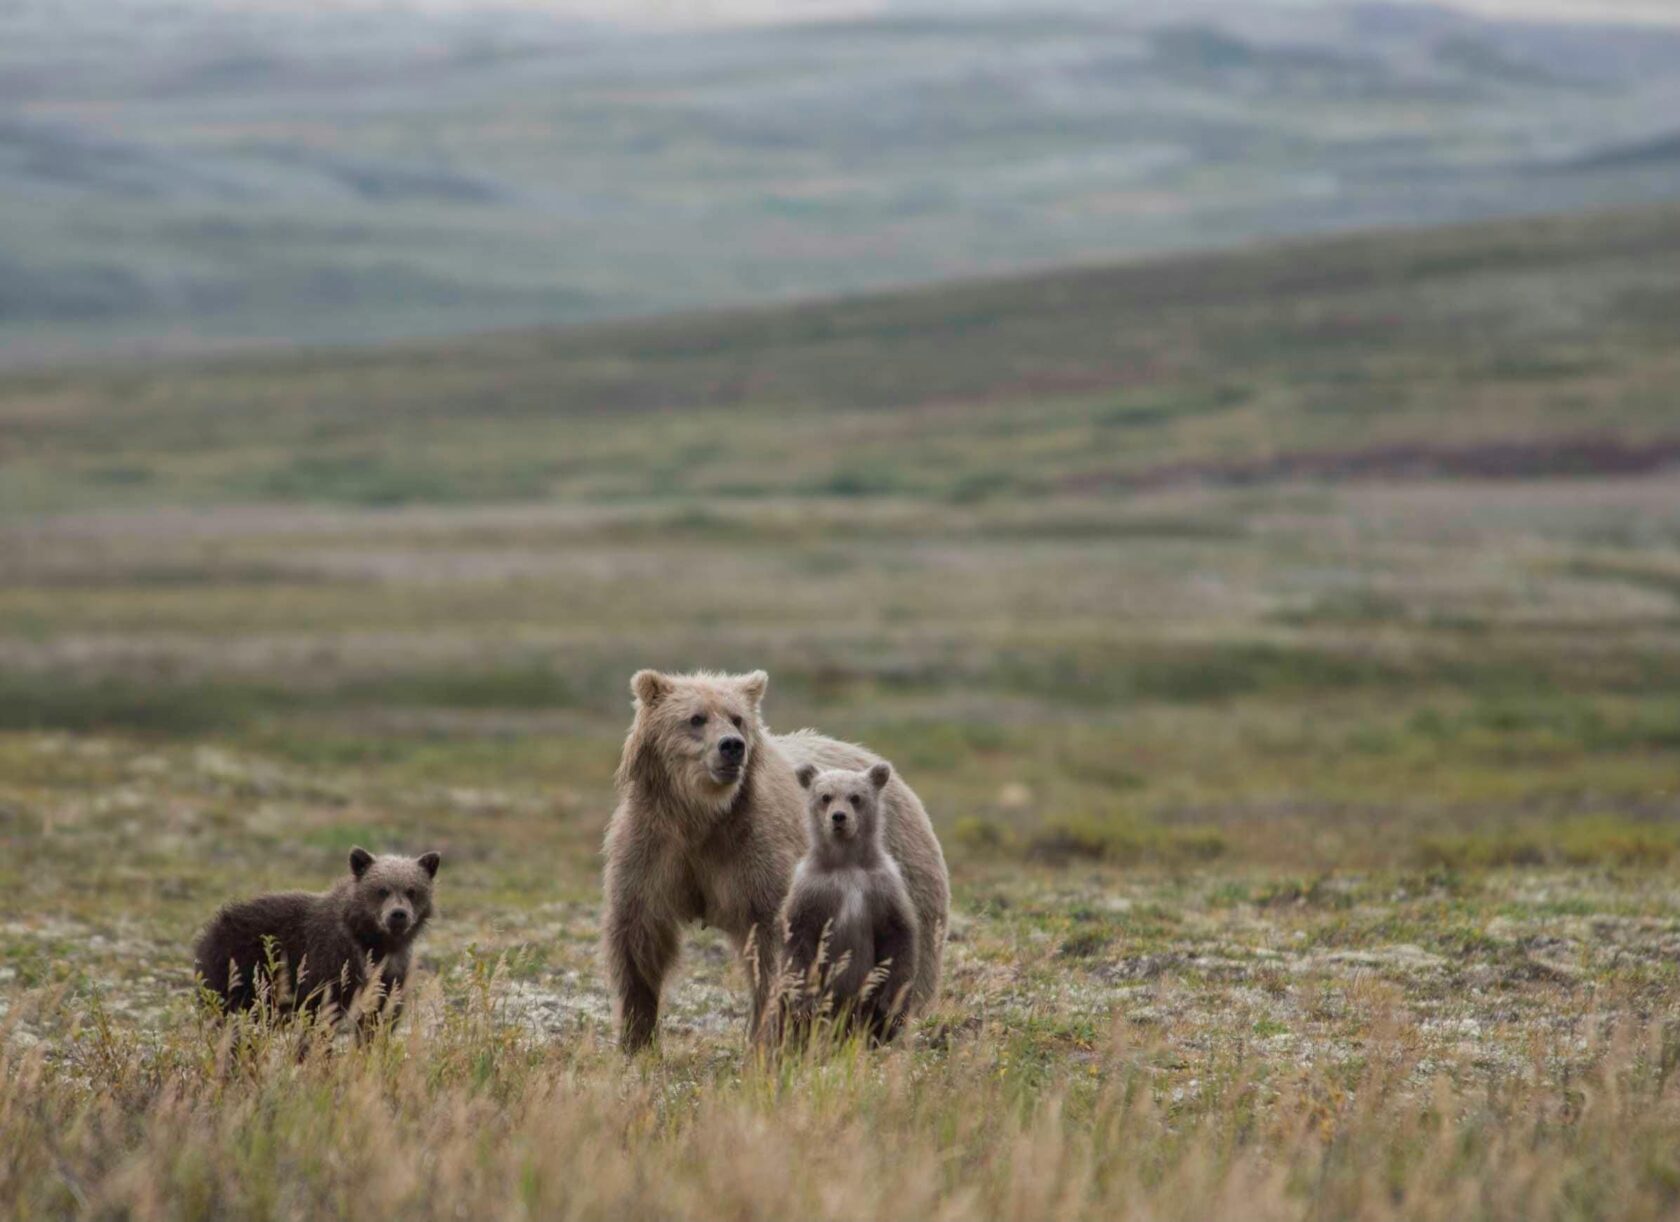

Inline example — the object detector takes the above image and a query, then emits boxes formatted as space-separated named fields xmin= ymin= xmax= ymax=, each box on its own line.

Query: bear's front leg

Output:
xmin=604 ymin=900 xmax=679 ymax=1054
xmin=741 ymin=909 xmax=785 ymax=1046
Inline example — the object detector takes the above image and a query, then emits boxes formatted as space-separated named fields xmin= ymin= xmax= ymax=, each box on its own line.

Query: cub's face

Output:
xmin=795 ymin=762 xmax=892 ymax=851
xmin=629 ymin=669 xmax=768 ymax=804
xmin=348 ymin=848 xmax=441 ymax=941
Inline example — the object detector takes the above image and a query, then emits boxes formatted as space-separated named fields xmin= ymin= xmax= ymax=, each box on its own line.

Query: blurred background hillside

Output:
xmin=7 ymin=0 xmax=1680 ymax=363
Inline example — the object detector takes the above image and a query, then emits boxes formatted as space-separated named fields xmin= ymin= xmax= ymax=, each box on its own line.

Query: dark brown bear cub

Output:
xmin=194 ymin=848 xmax=440 ymax=1026
xmin=778 ymin=762 xmax=919 ymax=1045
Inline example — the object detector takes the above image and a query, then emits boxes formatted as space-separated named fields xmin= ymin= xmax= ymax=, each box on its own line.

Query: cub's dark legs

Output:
xmin=867 ymin=912 xmax=917 ymax=1045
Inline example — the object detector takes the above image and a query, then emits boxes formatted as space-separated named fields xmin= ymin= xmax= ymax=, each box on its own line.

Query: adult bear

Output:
xmin=601 ymin=669 xmax=949 ymax=1052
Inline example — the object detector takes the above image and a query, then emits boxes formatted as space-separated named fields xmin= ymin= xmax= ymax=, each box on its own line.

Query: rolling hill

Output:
xmin=3 ymin=202 xmax=1676 ymax=515
xmin=5 ymin=0 xmax=1680 ymax=363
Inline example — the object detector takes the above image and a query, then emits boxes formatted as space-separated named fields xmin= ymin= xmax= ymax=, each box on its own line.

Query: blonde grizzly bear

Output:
xmin=601 ymin=669 xmax=949 ymax=1052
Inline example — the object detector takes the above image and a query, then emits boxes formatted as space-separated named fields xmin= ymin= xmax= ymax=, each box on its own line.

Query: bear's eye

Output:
xmin=377 ymin=887 xmax=391 ymax=900
xmin=406 ymin=889 xmax=418 ymax=902
xmin=730 ymin=714 xmax=743 ymax=729
xmin=819 ymin=795 xmax=831 ymax=805
xmin=850 ymin=795 xmax=861 ymax=809
xmin=689 ymin=712 xmax=706 ymax=728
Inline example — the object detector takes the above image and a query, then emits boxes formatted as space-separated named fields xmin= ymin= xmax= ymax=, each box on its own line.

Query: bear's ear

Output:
xmin=868 ymin=761 xmax=893 ymax=791
xmin=349 ymin=847 xmax=374 ymax=878
xmin=738 ymin=669 xmax=768 ymax=706
xmin=417 ymin=851 xmax=441 ymax=878
xmin=794 ymin=763 xmax=819 ymax=790
xmin=631 ymin=669 xmax=672 ymax=707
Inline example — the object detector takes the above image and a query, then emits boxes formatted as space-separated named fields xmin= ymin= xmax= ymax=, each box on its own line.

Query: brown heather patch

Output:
xmin=1067 ymin=434 xmax=1680 ymax=495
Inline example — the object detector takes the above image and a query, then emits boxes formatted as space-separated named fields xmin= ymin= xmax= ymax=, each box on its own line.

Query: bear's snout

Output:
xmin=718 ymin=736 xmax=745 ymax=764
xmin=386 ymin=907 xmax=411 ymax=931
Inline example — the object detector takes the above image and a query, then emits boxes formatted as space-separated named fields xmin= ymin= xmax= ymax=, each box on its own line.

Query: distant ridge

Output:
xmin=5 ymin=0 xmax=1680 ymax=363
xmin=1564 ymin=131 xmax=1680 ymax=170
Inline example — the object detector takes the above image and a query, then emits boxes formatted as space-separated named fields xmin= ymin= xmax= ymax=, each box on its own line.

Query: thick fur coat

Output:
xmin=194 ymin=848 xmax=440 ymax=1024
xmin=600 ymin=669 xmax=949 ymax=1051
xmin=779 ymin=761 xmax=919 ymax=1044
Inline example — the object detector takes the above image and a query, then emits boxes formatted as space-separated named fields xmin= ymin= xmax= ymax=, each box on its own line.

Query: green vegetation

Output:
xmin=4 ymin=206 xmax=1680 ymax=1217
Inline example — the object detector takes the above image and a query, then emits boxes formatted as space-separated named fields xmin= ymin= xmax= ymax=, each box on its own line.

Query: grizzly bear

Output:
xmin=194 ymin=847 xmax=441 ymax=1026
xmin=600 ymin=669 xmax=949 ymax=1051
xmin=779 ymin=761 xmax=919 ymax=1045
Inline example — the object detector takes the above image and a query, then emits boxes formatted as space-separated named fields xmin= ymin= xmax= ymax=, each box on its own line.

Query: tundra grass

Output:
xmin=4 ymin=208 xmax=1680 ymax=1218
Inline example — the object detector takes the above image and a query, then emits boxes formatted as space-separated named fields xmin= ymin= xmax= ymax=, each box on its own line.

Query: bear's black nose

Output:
xmin=718 ymin=736 xmax=745 ymax=763
xmin=831 ymin=811 xmax=847 ymax=827
xmin=388 ymin=910 xmax=410 ymax=929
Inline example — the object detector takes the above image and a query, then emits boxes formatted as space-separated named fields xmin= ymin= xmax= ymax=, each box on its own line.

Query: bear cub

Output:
xmin=194 ymin=847 xmax=441 ymax=1026
xmin=778 ymin=762 xmax=919 ymax=1044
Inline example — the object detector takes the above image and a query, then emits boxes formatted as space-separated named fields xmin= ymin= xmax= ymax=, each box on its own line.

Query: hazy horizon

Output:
xmin=7 ymin=0 xmax=1680 ymax=364
xmin=23 ymin=0 xmax=1680 ymax=30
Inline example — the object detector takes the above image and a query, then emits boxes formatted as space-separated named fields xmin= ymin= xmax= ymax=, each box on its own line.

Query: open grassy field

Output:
xmin=4 ymin=205 xmax=1680 ymax=1219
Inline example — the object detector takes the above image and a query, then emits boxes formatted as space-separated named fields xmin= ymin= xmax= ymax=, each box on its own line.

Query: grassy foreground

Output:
xmin=3 ymin=206 xmax=1680 ymax=1218
xmin=7 ymin=838 xmax=1680 ymax=1219
xmin=7 ymin=974 xmax=1680 ymax=1222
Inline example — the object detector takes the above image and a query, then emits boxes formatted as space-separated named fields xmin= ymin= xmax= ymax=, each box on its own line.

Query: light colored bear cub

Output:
xmin=778 ymin=761 xmax=919 ymax=1044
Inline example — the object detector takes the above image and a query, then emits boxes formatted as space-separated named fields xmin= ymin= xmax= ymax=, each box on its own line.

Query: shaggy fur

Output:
xmin=779 ymin=761 xmax=919 ymax=1044
xmin=194 ymin=848 xmax=441 ymax=1027
xmin=601 ymin=669 xmax=949 ymax=1052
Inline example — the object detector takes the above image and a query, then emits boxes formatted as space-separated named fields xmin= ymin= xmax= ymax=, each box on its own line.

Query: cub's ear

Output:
xmin=738 ymin=669 xmax=768 ymax=705
xmin=417 ymin=851 xmax=442 ymax=878
xmin=795 ymin=763 xmax=819 ymax=790
xmin=631 ymin=669 xmax=672 ymax=707
xmin=349 ymin=846 xmax=374 ymax=878
xmin=868 ymin=761 xmax=893 ymax=791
